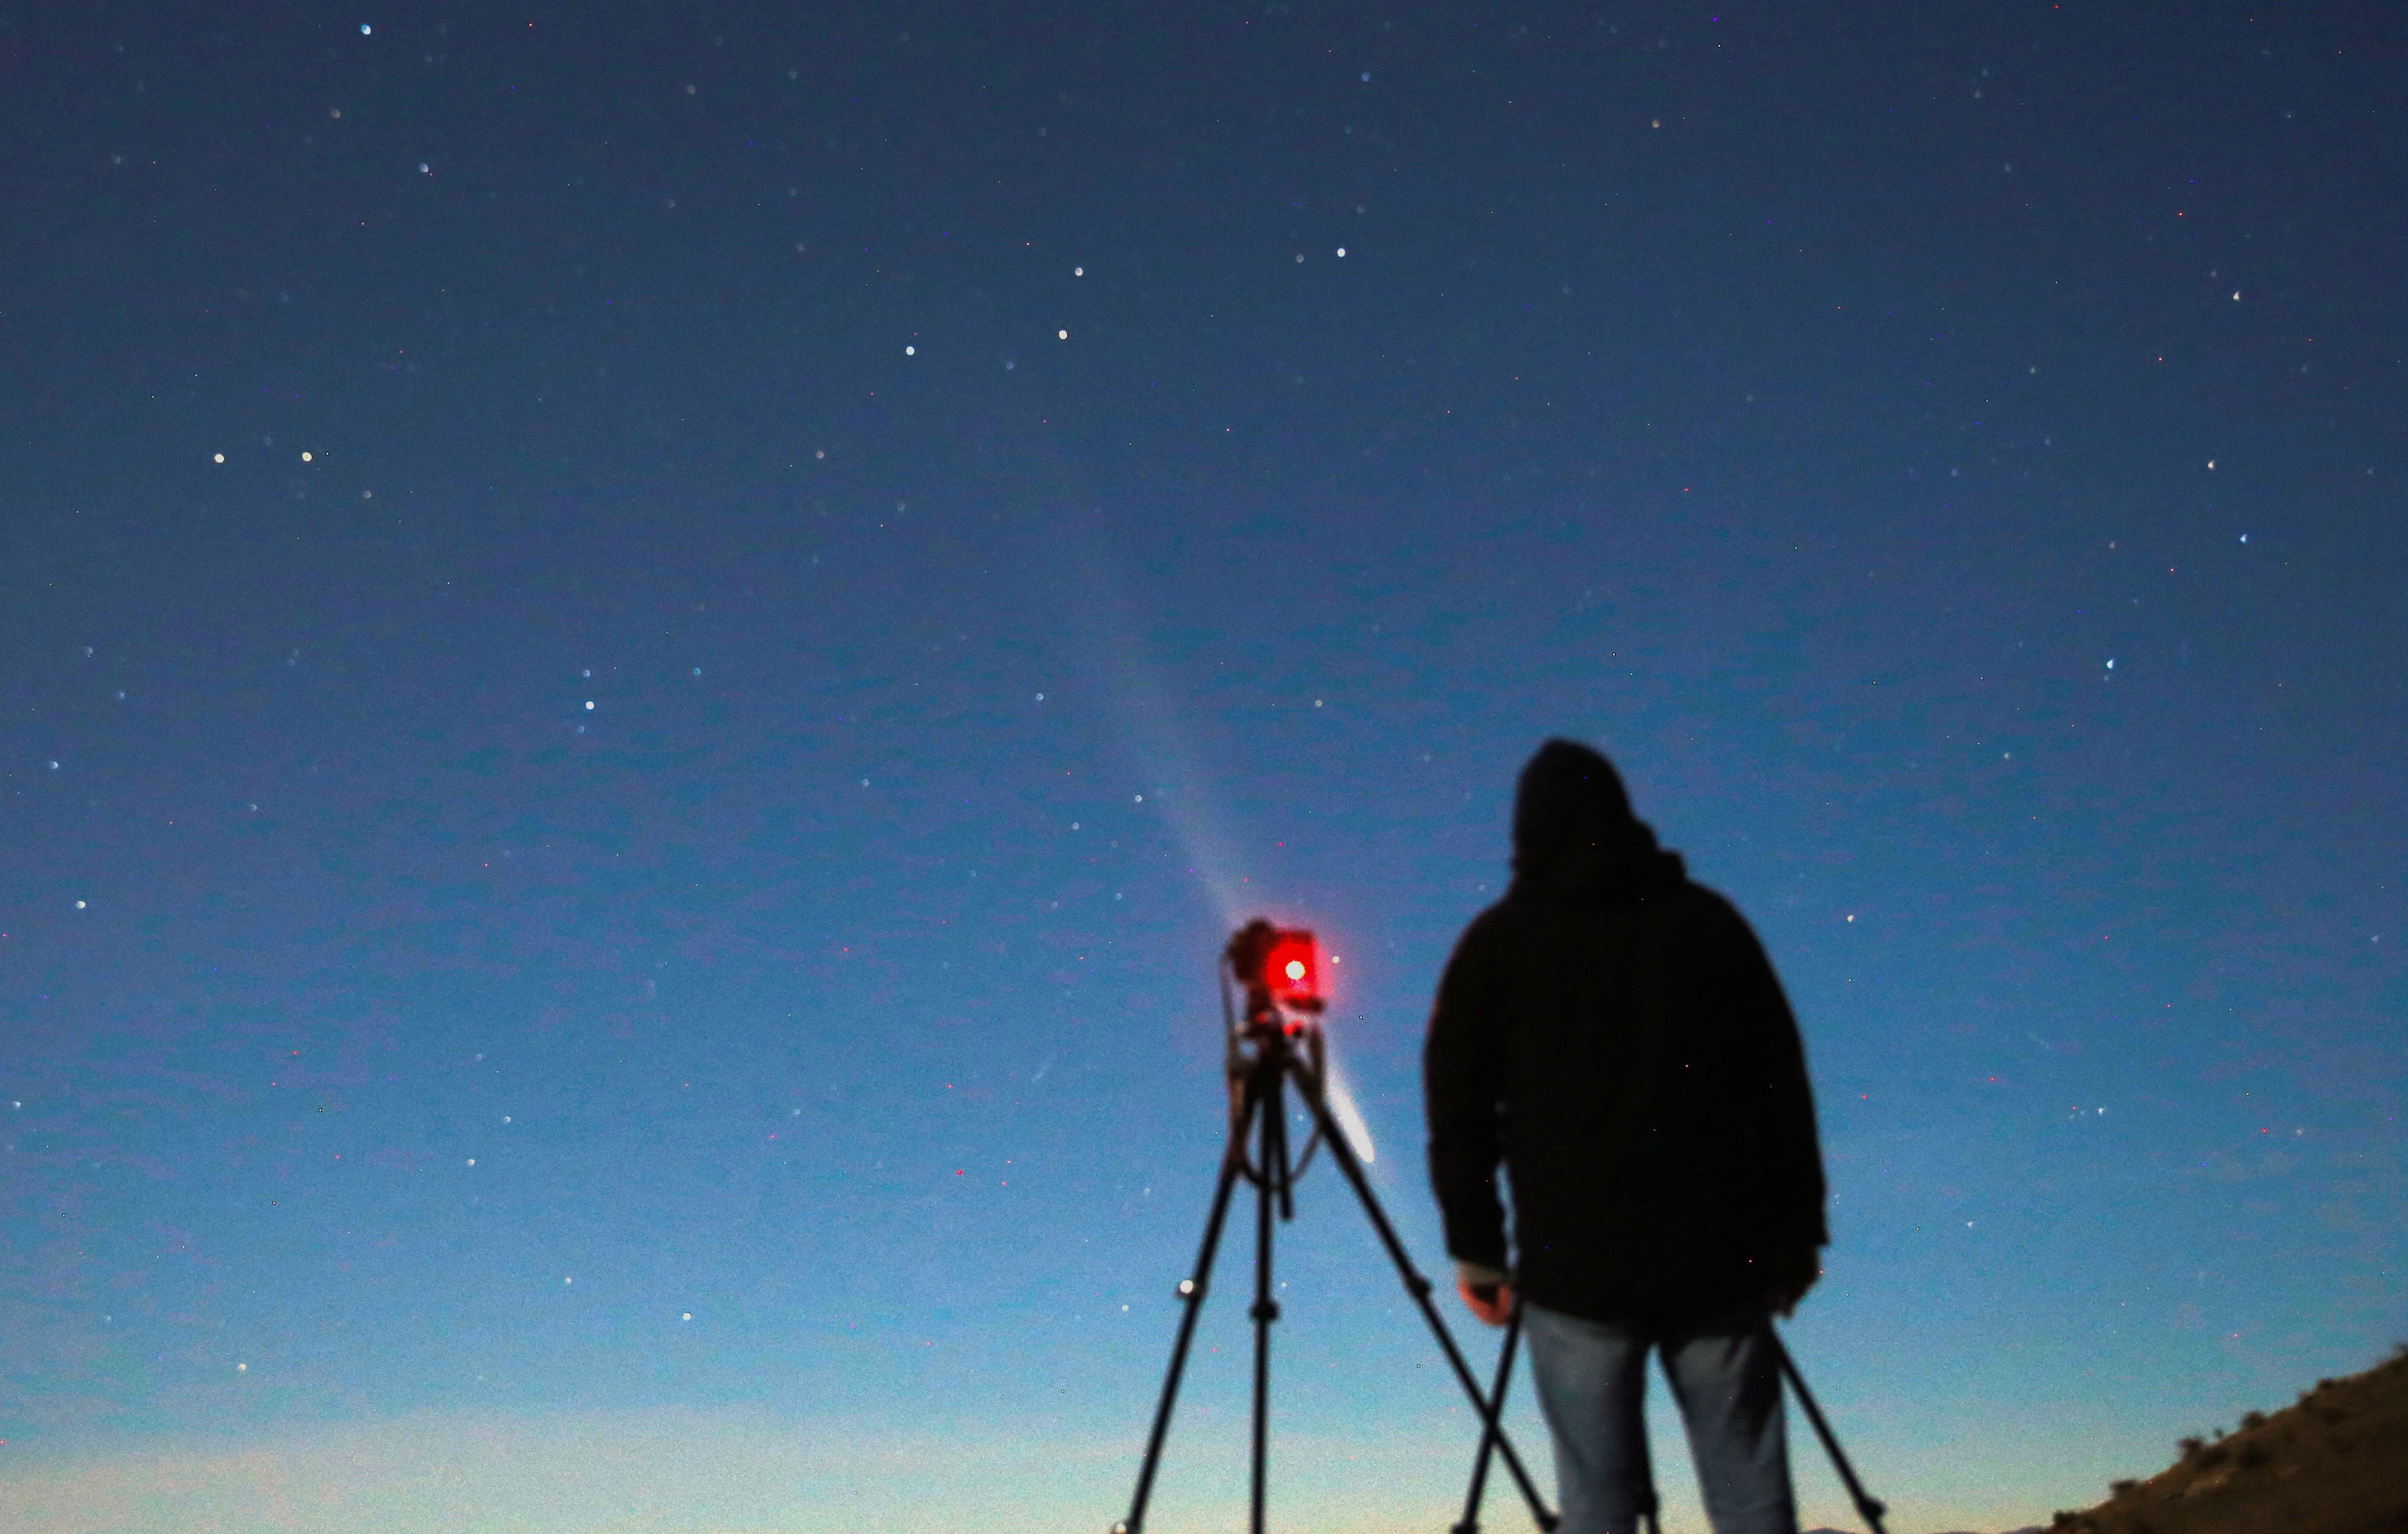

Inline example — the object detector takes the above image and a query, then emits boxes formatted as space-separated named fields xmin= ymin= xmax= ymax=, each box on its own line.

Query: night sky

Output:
xmin=4 ymin=3 xmax=2402 ymax=1531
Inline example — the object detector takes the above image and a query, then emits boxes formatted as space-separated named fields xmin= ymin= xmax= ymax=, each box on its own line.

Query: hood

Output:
xmin=1509 ymin=739 xmax=1686 ymax=900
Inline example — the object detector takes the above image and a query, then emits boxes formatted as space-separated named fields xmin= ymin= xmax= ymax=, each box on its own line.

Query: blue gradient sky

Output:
xmin=4 ymin=3 xmax=2401 ymax=1530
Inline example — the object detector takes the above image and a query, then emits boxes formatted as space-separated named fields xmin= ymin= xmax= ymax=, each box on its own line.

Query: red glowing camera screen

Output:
xmin=1227 ymin=919 xmax=1326 ymax=1011
xmin=1261 ymin=931 xmax=1319 ymax=1004
xmin=1259 ymin=930 xmax=1322 ymax=1006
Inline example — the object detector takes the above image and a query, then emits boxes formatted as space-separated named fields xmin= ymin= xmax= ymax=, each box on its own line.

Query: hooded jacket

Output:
xmin=1423 ymin=740 xmax=1827 ymax=1324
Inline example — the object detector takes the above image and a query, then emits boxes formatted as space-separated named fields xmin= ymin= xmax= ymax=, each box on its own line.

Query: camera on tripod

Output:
xmin=1113 ymin=917 xmax=1556 ymax=1534
xmin=1218 ymin=921 xmax=1331 ymax=1141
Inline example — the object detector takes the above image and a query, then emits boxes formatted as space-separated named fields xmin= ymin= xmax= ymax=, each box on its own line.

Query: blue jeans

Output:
xmin=1521 ymin=1302 xmax=1797 ymax=1534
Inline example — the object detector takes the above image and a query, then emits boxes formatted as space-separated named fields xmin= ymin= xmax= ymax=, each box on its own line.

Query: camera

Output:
xmin=1225 ymin=919 xmax=1325 ymax=1015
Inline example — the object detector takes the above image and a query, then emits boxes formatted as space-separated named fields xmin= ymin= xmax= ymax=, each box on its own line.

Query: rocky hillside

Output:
xmin=2044 ymin=1344 xmax=2408 ymax=1534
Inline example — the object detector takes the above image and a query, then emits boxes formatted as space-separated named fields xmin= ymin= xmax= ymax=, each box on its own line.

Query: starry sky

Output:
xmin=3 ymin=4 xmax=2403 ymax=1532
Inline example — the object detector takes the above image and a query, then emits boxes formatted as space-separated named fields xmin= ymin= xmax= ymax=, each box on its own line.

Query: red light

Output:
xmin=1226 ymin=919 xmax=1328 ymax=1017
xmin=1262 ymin=932 xmax=1321 ymax=1005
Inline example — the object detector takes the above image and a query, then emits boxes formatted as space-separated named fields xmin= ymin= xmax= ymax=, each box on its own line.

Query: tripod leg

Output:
xmin=1286 ymin=1060 xmax=1559 ymax=1532
xmin=1452 ymin=1295 xmax=1524 ymax=1534
xmin=1771 ymin=1332 xmax=1887 ymax=1534
xmin=1249 ymin=1069 xmax=1285 ymax=1534
xmin=1117 ymin=1078 xmax=1263 ymax=1534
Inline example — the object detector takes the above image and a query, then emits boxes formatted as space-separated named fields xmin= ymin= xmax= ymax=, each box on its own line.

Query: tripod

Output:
xmin=1113 ymin=964 xmax=1560 ymax=1534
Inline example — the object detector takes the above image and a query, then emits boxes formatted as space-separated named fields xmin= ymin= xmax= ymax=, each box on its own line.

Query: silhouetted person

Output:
xmin=1425 ymin=739 xmax=1827 ymax=1534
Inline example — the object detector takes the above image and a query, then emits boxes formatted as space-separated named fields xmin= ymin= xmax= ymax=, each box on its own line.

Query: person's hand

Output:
xmin=1455 ymin=1263 xmax=1516 ymax=1326
xmin=1764 ymin=1245 xmax=1822 ymax=1318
